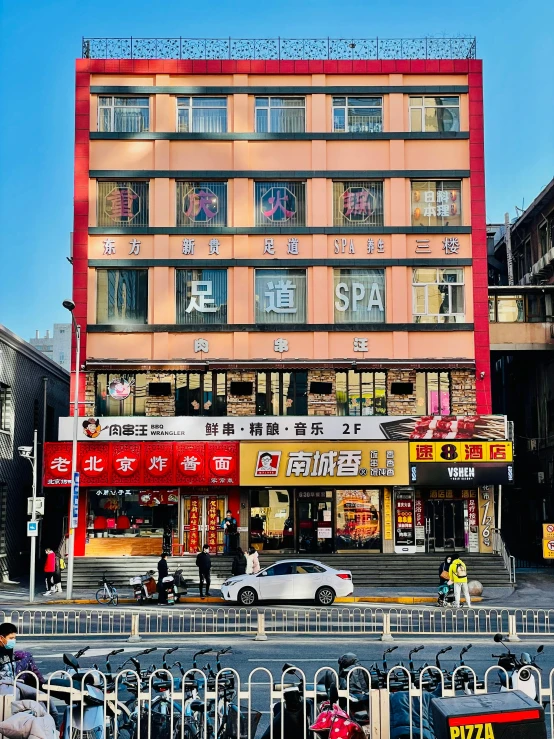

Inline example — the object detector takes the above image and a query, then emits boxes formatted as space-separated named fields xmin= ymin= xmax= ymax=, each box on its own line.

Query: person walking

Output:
xmin=231 ymin=547 xmax=247 ymax=577
xmin=43 ymin=548 xmax=56 ymax=595
xmin=157 ymin=552 xmax=169 ymax=604
xmin=246 ymin=546 xmax=260 ymax=575
xmin=223 ymin=510 xmax=238 ymax=555
xmin=448 ymin=553 xmax=471 ymax=608
xmin=196 ymin=544 xmax=212 ymax=599
xmin=52 ymin=550 xmax=63 ymax=594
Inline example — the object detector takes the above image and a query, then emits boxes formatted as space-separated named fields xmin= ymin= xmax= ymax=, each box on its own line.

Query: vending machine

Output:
xmin=394 ymin=487 xmax=416 ymax=554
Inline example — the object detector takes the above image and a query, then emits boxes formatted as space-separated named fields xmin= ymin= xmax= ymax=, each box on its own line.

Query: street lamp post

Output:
xmin=19 ymin=430 xmax=38 ymax=602
xmin=63 ymin=299 xmax=81 ymax=600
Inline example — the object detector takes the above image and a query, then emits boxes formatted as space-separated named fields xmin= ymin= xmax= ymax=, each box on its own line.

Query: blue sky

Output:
xmin=0 ymin=0 xmax=553 ymax=341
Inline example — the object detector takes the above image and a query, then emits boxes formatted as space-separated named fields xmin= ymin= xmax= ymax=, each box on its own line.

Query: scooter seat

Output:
xmin=353 ymin=710 xmax=369 ymax=723
xmin=190 ymin=700 xmax=205 ymax=713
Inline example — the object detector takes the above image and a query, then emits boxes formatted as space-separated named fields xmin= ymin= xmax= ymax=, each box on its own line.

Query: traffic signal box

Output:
xmin=432 ymin=691 xmax=546 ymax=739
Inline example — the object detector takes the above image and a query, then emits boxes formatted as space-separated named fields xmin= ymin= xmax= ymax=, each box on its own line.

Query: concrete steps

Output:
xmin=71 ymin=553 xmax=511 ymax=590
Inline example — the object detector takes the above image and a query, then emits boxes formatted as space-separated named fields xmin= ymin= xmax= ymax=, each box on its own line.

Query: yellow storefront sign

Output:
xmin=409 ymin=441 xmax=512 ymax=464
xmin=543 ymin=524 xmax=554 ymax=540
xmin=240 ymin=442 xmax=409 ymax=486
xmin=543 ymin=539 xmax=554 ymax=559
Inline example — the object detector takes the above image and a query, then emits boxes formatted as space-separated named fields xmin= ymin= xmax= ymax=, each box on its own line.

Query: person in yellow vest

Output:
xmin=448 ymin=554 xmax=471 ymax=608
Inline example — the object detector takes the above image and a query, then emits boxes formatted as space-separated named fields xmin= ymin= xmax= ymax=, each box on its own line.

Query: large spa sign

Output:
xmin=59 ymin=415 xmax=509 ymax=443
xmin=43 ymin=441 xmax=238 ymax=487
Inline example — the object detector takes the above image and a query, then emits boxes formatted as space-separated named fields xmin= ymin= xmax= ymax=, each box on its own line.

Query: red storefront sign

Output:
xmin=207 ymin=496 xmax=219 ymax=549
xmin=44 ymin=444 xmax=73 ymax=485
xmin=189 ymin=496 xmax=200 ymax=554
xmin=43 ymin=441 xmax=239 ymax=487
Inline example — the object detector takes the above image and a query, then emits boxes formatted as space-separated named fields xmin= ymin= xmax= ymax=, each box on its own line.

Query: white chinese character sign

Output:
xmin=255 ymin=269 xmax=306 ymax=323
xmin=178 ymin=269 xmax=227 ymax=324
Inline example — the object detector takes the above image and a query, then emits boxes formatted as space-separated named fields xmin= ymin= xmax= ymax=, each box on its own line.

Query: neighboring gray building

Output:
xmin=29 ymin=324 xmax=71 ymax=371
xmin=0 ymin=324 xmax=69 ymax=580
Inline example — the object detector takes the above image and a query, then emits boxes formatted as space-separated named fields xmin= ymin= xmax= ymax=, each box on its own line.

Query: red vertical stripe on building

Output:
xmin=72 ymin=62 xmax=91 ymax=414
xmin=468 ymin=67 xmax=491 ymax=413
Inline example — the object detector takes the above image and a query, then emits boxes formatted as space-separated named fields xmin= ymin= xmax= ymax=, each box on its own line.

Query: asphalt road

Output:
xmin=23 ymin=633 xmax=553 ymax=682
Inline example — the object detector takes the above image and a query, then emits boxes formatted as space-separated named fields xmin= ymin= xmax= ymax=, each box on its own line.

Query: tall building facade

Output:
xmin=0 ymin=325 xmax=69 ymax=579
xmin=488 ymin=176 xmax=554 ymax=562
xmin=46 ymin=38 xmax=512 ymax=561
xmin=29 ymin=325 xmax=72 ymax=371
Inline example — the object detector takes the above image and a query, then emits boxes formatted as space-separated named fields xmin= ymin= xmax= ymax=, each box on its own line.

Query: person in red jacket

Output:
xmin=43 ymin=548 xmax=56 ymax=595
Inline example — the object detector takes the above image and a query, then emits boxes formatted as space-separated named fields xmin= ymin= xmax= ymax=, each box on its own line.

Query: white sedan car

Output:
xmin=221 ymin=559 xmax=353 ymax=606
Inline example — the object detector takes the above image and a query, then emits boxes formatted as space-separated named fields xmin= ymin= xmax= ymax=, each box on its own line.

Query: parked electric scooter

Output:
xmin=492 ymin=632 xmax=544 ymax=700
xmin=130 ymin=569 xmax=176 ymax=605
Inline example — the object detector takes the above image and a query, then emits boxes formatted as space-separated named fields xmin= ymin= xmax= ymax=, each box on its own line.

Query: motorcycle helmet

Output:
xmin=338 ymin=652 xmax=359 ymax=671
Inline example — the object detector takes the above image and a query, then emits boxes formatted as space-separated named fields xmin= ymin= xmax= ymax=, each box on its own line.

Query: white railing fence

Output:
xmin=0 ymin=664 xmax=551 ymax=739
xmin=2 ymin=607 xmax=554 ymax=638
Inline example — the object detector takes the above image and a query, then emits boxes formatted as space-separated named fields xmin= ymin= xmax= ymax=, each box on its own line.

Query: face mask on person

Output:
xmin=4 ymin=638 xmax=16 ymax=650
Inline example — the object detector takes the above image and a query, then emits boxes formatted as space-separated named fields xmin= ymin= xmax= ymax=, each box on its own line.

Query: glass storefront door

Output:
xmin=296 ymin=491 xmax=334 ymax=554
xmin=425 ymin=498 xmax=465 ymax=551
xmin=181 ymin=495 xmax=227 ymax=554
xmin=249 ymin=489 xmax=294 ymax=551
xmin=335 ymin=489 xmax=381 ymax=551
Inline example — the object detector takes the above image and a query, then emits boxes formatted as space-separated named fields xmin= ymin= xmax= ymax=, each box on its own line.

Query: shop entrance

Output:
xmin=425 ymin=499 xmax=465 ymax=551
xmin=296 ymin=491 xmax=335 ymax=554
xmin=180 ymin=495 xmax=227 ymax=554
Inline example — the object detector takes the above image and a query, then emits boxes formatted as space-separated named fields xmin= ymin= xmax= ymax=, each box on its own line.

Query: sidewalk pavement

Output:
xmin=2 ymin=570 xmax=553 ymax=609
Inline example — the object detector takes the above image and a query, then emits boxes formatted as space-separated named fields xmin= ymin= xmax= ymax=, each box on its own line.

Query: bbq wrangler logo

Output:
xmin=450 ymin=723 xmax=494 ymax=739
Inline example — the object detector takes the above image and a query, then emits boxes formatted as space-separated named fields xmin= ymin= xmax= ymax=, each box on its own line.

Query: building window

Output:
xmin=336 ymin=371 xmax=386 ymax=416
xmin=255 ymin=97 xmax=305 ymax=133
xmin=0 ymin=385 xmax=10 ymax=432
xmin=411 ymin=180 xmax=462 ymax=227
xmin=98 ymin=96 xmax=150 ymax=132
xmin=59 ymin=352 xmax=65 ymax=362
xmin=95 ymin=373 xmax=147 ymax=416
xmin=255 ymin=181 xmax=306 ymax=226
xmin=409 ymin=96 xmax=460 ymax=132
xmin=256 ymin=371 xmax=308 ymax=415
xmin=334 ymin=269 xmax=385 ymax=323
xmin=255 ymin=269 xmax=307 ymax=324
xmin=176 ymin=97 xmax=227 ymax=133
xmin=332 ymin=96 xmax=383 ymax=133
xmin=412 ymin=268 xmax=465 ymax=323
xmin=333 ymin=181 xmax=384 ymax=227
xmin=176 ymin=269 xmax=227 ymax=325
xmin=97 ymin=269 xmax=149 ymax=324
xmin=176 ymin=372 xmax=227 ymax=416
xmin=176 ymin=181 xmax=227 ymax=226
xmin=97 ymin=181 xmax=149 ymax=227
xmin=415 ymin=371 xmax=451 ymax=415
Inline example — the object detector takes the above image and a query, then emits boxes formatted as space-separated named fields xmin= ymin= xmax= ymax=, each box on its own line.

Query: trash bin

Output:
xmin=431 ymin=690 xmax=546 ymax=739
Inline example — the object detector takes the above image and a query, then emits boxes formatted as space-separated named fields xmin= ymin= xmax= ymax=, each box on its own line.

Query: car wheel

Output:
xmin=315 ymin=586 xmax=335 ymax=606
xmin=238 ymin=587 xmax=258 ymax=606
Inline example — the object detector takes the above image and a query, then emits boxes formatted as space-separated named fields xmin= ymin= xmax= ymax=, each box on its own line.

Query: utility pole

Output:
xmin=505 ymin=212 xmax=514 ymax=286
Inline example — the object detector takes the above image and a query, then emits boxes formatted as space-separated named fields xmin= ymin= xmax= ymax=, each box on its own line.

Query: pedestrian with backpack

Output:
xmin=43 ymin=548 xmax=56 ymax=595
xmin=448 ymin=554 xmax=471 ymax=608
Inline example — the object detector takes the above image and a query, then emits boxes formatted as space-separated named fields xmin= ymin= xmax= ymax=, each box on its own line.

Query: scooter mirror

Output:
xmin=493 ymin=633 xmax=504 ymax=643
xmin=537 ymin=645 xmax=544 ymax=653
xmin=63 ymin=654 xmax=79 ymax=671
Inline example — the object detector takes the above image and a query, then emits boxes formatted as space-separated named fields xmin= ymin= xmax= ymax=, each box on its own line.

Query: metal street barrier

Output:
xmin=0 ymin=664 xmax=552 ymax=739
xmin=2 ymin=607 xmax=554 ymax=639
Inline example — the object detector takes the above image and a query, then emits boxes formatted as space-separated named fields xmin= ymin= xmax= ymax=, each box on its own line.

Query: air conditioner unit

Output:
xmin=528 ymin=438 xmax=537 ymax=451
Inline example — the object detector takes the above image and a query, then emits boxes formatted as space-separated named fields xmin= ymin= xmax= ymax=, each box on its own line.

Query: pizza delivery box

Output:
xmin=431 ymin=691 xmax=546 ymax=739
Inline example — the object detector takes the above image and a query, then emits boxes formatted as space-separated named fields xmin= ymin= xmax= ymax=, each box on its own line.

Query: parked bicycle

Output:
xmin=96 ymin=573 xmax=119 ymax=606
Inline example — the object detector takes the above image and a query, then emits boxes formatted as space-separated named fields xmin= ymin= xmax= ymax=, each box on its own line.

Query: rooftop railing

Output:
xmin=82 ymin=36 xmax=477 ymax=61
